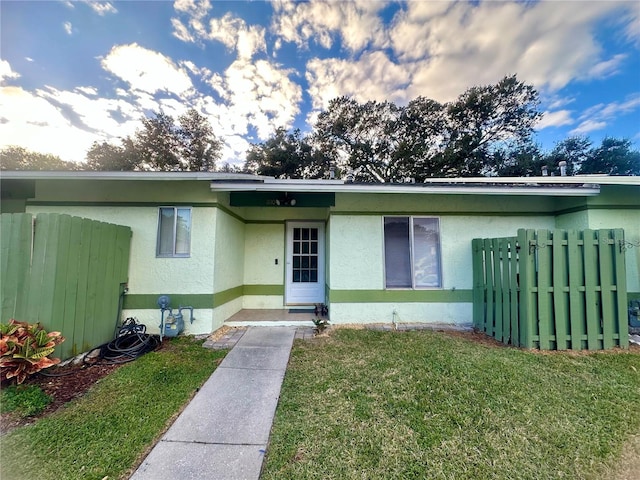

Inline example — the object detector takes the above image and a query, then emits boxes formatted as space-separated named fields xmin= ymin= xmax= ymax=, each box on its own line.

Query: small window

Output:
xmin=384 ymin=216 xmax=442 ymax=288
xmin=157 ymin=207 xmax=191 ymax=257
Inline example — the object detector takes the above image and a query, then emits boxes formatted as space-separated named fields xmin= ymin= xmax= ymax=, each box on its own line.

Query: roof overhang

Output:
xmin=3 ymin=171 xmax=638 ymax=196
xmin=211 ymin=177 xmax=606 ymax=196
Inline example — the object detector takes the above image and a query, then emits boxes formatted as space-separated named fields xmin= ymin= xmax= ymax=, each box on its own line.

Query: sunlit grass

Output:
xmin=263 ymin=329 xmax=640 ymax=480
xmin=1 ymin=337 xmax=226 ymax=480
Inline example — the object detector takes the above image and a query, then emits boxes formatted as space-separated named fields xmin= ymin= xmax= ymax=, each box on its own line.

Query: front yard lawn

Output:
xmin=0 ymin=337 xmax=226 ymax=480
xmin=263 ymin=329 xmax=640 ymax=480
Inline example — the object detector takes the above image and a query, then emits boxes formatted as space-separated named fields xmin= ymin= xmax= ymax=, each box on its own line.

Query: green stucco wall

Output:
xmin=12 ymin=178 xmax=638 ymax=331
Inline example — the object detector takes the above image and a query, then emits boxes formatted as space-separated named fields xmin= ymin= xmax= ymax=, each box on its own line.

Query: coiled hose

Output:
xmin=40 ymin=318 xmax=161 ymax=377
xmin=99 ymin=318 xmax=161 ymax=364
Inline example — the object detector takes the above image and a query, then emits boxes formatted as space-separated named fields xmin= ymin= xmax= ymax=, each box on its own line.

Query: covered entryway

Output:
xmin=285 ymin=221 xmax=325 ymax=305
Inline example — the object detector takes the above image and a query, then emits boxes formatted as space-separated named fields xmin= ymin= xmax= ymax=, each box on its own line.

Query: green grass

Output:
xmin=263 ymin=329 xmax=640 ymax=480
xmin=0 ymin=337 xmax=226 ymax=480
xmin=1 ymin=384 xmax=52 ymax=417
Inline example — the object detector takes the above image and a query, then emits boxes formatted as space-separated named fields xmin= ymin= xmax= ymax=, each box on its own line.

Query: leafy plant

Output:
xmin=0 ymin=319 xmax=65 ymax=385
xmin=312 ymin=318 xmax=330 ymax=334
xmin=1 ymin=384 xmax=52 ymax=417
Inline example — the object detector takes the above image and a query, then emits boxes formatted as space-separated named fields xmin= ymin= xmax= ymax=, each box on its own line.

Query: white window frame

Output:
xmin=156 ymin=206 xmax=192 ymax=258
xmin=383 ymin=216 xmax=443 ymax=289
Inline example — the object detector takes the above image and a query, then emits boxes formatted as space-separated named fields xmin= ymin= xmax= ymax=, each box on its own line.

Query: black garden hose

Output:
xmin=39 ymin=318 xmax=161 ymax=377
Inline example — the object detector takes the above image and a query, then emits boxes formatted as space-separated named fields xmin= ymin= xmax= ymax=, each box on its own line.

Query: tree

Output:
xmin=580 ymin=137 xmax=640 ymax=175
xmin=313 ymin=97 xmax=402 ymax=182
xmin=176 ymin=109 xmax=222 ymax=172
xmin=84 ymin=109 xmax=222 ymax=171
xmin=134 ymin=111 xmax=181 ymax=171
xmin=444 ymin=75 xmax=542 ymax=176
xmin=245 ymin=127 xmax=329 ymax=179
xmin=0 ymin=146 xmax=77 ymax=170
xmin=85 ymin=138 xmax=137 ymax=171
xmin=491 ymin=141 xmax=546 ymax=177
xmin=310 ymin=75 xmax=542 ymax=182
xmin=544 ymin=136 xmax=592 ymax=176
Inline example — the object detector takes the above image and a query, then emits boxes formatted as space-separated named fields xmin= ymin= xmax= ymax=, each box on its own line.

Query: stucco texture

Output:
xmin=26 ymin=205 xmax=216 ymax=295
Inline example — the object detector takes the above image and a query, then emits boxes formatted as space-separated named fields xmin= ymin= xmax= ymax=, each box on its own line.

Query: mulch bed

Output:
xmin=1 ymin=362 xmax=123 ymax=435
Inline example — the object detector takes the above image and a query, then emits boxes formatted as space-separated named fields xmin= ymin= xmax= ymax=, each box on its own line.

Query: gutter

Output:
xmin=210 ymin=182 xmax=601 ymax=196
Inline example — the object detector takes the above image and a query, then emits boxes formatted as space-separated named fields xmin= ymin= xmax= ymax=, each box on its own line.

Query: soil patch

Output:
xmin=1 ymin=362 xmax=122 ymax=435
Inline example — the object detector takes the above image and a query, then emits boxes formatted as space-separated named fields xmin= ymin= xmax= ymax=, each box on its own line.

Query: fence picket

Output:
xmin=473 ymin=228 xmax=626 ymax=351
xmin=484 ymin=238 xmax=495 ymax=337
xmin=509 ymin=237 xmax=519 ymax=346
xmin=0 ymin=213 xmax=131 ymax=360
xmin=472 ymin=239 xmax=485 ymax=330
xmin=583 ymin=229 xmax=600 ymax=350
xmin=500 ymin=238 xmax=511 ymax=344
xmin=598 ymin=230 xmax=616 ymax=350
xmin=536 ymin=229 xmax=552 ymax=350
xmin=612 ymin=229 xmax=628 ymax=348
xmin=493 ymin=238 xmax=504 ymax=342
xmin=566 ymin=230 xmax=584 ymax=350
xmin=552 ymin=230 xmax=569 ymax=350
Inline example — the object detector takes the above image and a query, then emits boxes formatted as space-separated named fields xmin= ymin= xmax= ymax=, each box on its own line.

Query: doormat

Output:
xmin=288 ymin=309 xmax=315 ymax=314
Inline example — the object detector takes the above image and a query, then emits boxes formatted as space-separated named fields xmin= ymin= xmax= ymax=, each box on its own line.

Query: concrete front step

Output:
xmin=225 ymin=319 xmax=315 ymax=327
xmin=224 ymin=308 xmax=320 ymax=327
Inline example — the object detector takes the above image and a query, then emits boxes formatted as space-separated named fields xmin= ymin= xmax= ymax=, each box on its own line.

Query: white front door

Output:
xmin=285 ymin=222 xmax=325 ymax=305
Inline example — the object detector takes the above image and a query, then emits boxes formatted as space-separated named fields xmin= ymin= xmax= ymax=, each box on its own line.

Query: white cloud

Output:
xmin=624 ymin=1 xmax=640 ymax=44
xmin=571 ymin=94 xmax=640 ymax=135
xmin=306 ymin=51 xmax=410 ymax=111
xmin=271 ymin=0 xmax=388 ymax=52
xmin=171 ymin=2 xmax=266 ymax=59
xmin=81 ymin=1 xmax=117 ymax=16
xmin=390 ymin=1 xmax=629 ymax=101
xmin=588 ymin=54 xmax=627 ymax=79
xmin=63 ymin=21 xmax=73 ymax=35
xmin=570 ymin=120 xmax=608 ymax=135
xmin=0 ymin=60 xmax=20 ymax=83
xmin=208 ymin=14 xmax=266 ymax=59
xmin=76 ymin=86 xmax=98 ymax=96
xmin=537 ymin=110 xmax=574 ymax=130
xmin=101 ymin=43 xmax=193 ymax=96
xmin=0 ymin=86 xmax=104 ymax=162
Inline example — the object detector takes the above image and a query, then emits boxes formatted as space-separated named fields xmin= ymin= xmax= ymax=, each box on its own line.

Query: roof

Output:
xmin=2 ymin=170 xmax=639 ymax=196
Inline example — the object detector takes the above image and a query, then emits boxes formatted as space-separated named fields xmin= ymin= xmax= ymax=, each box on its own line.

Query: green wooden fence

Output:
xmin=1 ymin=213 xmax=132 ymax=360
xmin=472 ymin=229 xmax=628 ymax=350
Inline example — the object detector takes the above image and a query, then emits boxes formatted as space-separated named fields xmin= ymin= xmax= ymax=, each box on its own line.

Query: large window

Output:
xmin=157 ymin=207 xmax=191 ymax=257
xmin=384 ymin=217 xmax=442 ymax=288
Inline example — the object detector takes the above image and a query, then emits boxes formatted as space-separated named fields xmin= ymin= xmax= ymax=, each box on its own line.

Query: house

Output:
xmin=2 ymin=171 xmax=638 ymax=335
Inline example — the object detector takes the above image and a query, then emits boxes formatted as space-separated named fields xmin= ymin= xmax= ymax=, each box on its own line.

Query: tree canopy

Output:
xmin=0 ymin=146 xmax=77 ymax=171
xmin=247 ymin=75 xmax=549 ymax=182
xmin=85 ymin=109 xmax=222 ymax=171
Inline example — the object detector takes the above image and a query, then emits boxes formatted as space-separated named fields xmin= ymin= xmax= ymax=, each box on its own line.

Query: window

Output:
xmin=384 ymin=217 xmax=442 ymax=288
xmin=292 ymin=227 xmax=319 ymax=283
xmin=157 ymin=207 xmax=191 ymax=257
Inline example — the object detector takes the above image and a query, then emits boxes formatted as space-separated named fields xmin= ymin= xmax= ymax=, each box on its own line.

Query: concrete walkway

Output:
xmin=130 ymin=327 xmax=296 ymax=480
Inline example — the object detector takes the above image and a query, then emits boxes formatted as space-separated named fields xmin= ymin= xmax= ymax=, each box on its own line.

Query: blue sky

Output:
xmin=1 ymin=0 xmax=639 ymax=167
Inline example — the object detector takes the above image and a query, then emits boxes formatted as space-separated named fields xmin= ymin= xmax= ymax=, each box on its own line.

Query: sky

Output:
xmin=1 ymin=0 xmax=639 ymax=168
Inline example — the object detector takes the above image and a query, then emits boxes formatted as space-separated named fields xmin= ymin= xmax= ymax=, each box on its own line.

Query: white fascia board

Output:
xmin=211 ymin=182 xmax=600 ymax=196
xmin=420 ymin=175 xmax=639 ymax=186
xmin=0 ymin=171 xmax=264 ymax=181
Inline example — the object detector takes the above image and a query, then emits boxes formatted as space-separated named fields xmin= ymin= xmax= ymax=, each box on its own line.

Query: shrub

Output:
xmin=312 ymin=318 xmax=330 ymax=334
xmin=0 ymin=319 xmax=65 ymax=384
